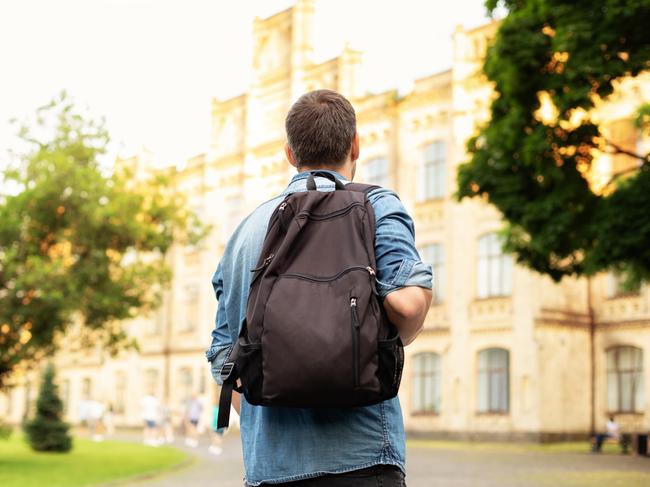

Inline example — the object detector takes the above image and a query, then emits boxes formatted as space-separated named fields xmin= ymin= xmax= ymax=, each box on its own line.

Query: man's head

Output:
xmin=284 ymin=89 xmax=359 ymax=177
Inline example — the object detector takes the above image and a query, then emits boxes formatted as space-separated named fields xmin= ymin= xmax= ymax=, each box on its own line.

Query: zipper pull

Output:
xmin=350 ymin=297 xmax=360 ymax=331
xmin=278 ymin=202 xmax=287 ymax=211
xmin=250 ymin=253 xmax=274 ymax=272
xmin=366 ymin=267 xmax=379 ymax=296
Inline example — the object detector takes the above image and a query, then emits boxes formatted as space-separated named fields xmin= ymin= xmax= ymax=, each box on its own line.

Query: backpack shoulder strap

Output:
xmin=344 ymin=182 xmax=381 ymax=196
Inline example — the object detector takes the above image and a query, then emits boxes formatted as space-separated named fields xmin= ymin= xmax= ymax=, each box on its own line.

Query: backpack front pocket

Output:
xmin=260 ymin=268 xmax=380 ymax=407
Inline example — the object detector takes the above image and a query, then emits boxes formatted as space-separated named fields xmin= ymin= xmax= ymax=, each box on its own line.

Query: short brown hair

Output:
xmin=285 ymin=90 xmax=356 ymax=168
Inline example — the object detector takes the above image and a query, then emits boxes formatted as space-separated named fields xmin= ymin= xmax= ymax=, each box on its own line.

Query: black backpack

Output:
xmin=217 ymin=171 xmax=404 ymax=428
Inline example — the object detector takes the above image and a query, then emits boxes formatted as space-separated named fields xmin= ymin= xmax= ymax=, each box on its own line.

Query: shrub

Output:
xmin=23 ymin=363 xmax=72 ymax=452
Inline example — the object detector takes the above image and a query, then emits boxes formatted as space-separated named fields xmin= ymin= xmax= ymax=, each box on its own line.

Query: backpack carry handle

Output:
xmin=306 ymin=171 xmax=345 ymax=191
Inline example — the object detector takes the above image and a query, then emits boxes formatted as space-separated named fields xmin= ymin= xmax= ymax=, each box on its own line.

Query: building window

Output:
xmin=605 ymin=272 xmax=641 ymax=299
xmin=607 ymin=346 xmax=644 ymax=413
xmin=477 ymin=348 xmax=509 ymax=413
xmin=115 ymin=372 xmax=127 ymax=414
xmin=181 ymin=283 xmax=200 ymax=333
xmin=477 ymin=233 xmax=512 ymax=298
xmin=365 ymin=157 xmax=390 ymax=187
xmin=5 ymin=390 xmax=12 ymax=416
xmin=199 ymin=369 xmax=206 ymax=394
xmin=178 ymin=367 xmax=193 ymax=401
xmin=411 ymin=352 xmax=442 ymax=414
xmin=82 ymin=377 xmax=92 ymax=401
xmin=225 ymin=195 xmax=243 ymax=235
xmin=420 ymin=244 xmax=444 ymax=303
xmin=144 ymin=369 xmax=159 ymax=397
xmin=146 ymin=306 xmax=164 ymax=336
xmin=418 ymin=141 xmax=446 ymax=201
xmin=60 ymin=379 xmax=70 ymax=414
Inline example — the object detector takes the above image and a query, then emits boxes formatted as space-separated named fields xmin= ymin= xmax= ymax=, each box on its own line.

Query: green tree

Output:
xmin=0 ymin=93 xmax=206 ymax=386
xmin=457 ymin=0 xmax=650 ymax=286
xmin=24 ymin=363 xmax=72 ymax=452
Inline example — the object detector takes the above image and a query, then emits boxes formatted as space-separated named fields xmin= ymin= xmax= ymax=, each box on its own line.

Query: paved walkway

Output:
xmin=123 ymin=433 xmax=650 ymax=487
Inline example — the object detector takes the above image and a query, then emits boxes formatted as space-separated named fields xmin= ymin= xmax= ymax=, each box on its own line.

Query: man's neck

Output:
xmin=300 ymin=164 xmax=352 ymax=180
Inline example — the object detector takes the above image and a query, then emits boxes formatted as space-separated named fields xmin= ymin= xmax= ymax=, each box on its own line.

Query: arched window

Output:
xmin=477 ymin=233 xmax=512 ymax=298
xmin=182 ymin=282 xmax=200 ymax=333
xmin=365 ymin=157 xmax=390 ymax=187
xmin=477 ymin=348 xmax=509 ymax=413
xmin=607 ymin=346 xmax=644 ymax=413
xmin=60 ymin=379 xmax=70 ymax=414
xmin=178 ymin=367 xmax=193 ymax=401
xmin=82 ymin=377 xmax=92 ymax=401
xmin=411 ymin=353 xmax=441 ymax=414
xmin=418 ymin=141 xmax=446 ymax=201
xmin=144 ymin=368 xmax=159 ymax=397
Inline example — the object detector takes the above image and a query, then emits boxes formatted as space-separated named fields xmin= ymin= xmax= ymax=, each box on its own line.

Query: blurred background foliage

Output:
xmin=0 ymin=93 xmax=208 ymax=387
xmin=458 ymin=0 xmax=650 ymax=288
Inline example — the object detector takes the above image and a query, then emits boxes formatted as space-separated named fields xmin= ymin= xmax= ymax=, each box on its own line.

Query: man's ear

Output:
xmin=350 ymin=133 xmax=360 ymax=162
xmin=285 ymin=143 xmax=298 ymax=169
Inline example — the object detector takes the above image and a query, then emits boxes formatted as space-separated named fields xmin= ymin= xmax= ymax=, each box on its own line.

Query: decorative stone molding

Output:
xmin=423 ymin=304 xmax=449 ymax=330
xmin=535 ymin=308 xmax=590 ymax=329
xmin=413 ymin=199 xmax=445 ymax=228
xmin=469 ymin=296 xmax=513 ymax=331
xmin=599 ymin=295 xmax=647 ymax=322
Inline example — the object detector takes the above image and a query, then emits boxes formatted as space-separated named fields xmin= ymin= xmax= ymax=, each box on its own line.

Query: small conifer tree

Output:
xmin=24 ymin=363 xmax=72 ymax=452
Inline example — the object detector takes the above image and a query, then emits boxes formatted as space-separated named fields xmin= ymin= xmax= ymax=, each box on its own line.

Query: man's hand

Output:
xmin=383 ymin=286 xmax=432 ymax=345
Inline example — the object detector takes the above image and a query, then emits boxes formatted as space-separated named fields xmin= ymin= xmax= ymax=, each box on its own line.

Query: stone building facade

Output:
xmin=2 ymin=0 xmax=648 ymax=439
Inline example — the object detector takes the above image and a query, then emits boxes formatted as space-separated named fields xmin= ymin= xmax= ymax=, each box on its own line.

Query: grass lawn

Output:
xmin=407 ymin=439 xmax=623 ymax=454
xmin=0 ymin=435 xmax=189 ymax=487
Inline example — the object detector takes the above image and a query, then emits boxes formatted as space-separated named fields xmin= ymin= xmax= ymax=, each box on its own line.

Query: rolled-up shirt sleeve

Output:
xmin=368 ymin=188 xmax=433 ymax=299
xmin=205 ymin=262 xmax=232 ymax=385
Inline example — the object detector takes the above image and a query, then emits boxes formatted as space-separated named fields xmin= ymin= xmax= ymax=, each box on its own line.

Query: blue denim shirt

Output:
xmin=206 ymin=170 xmax=432 ymax=486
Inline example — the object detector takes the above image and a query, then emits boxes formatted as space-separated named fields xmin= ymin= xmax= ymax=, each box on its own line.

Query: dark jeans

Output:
xmin=246 ymin=465 xmax=406 ymax=487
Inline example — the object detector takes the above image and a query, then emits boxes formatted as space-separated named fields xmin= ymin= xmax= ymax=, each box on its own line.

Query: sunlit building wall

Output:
xmin=1 ymin=1 xmax=648 ymax=439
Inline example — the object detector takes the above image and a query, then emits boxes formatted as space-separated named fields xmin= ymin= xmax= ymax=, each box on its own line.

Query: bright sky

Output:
xmin=0 ymin=0 xmax=494 ymax=168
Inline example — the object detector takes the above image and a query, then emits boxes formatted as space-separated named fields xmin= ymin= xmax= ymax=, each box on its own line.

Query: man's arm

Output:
xmin=206 ymin=263 xmax=233 ymax=387
xmin=368 ymin=188 xmax=433 ymax=346
xmin=384 ymin=286 xmax=432 ymax=345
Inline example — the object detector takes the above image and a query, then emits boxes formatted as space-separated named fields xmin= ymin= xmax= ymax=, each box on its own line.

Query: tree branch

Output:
xmin=603 ymin=139 xmax=650 ymax=164
xmin=601 ymin=138 xmax=649 ymax=189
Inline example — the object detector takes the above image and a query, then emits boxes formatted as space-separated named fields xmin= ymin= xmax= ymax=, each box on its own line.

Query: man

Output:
xmin=593 ymin=416 xmax=621 ymax=452
xmin=207 ymin=89 xmax=432 ymax=486
xmin=184 ymin=393 xmax=203 ymax=447
xmin=140 ymin=391 xmax=161 ymax=446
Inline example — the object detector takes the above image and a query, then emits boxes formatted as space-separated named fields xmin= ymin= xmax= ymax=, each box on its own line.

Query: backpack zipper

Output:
xmin=282 ymin=266 xmax=376 ymax=282
xmin=350 ymin=297 xmax=360 ymax=388
xmin=295 ymin=202 xmax=364 ymax=221
xmin=251 ymin=253 xmax=275 ymax=273
xmin=250 ymin=253 xmax=275 ymax=284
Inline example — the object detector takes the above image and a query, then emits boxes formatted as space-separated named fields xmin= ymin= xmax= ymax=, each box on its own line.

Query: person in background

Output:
xmin=160 ymin=401 xmax=174 ymax=444
xmin=104 ymin=402 xmax=115 ymax=437
xmin=184 ymin=393 xmax=203 ymax=447
xmin=209 ymin=403 xmax=227 ymax=455
xmin=593 ymin=416 xmax=621 ymax=452
xmin=88 ymin=399 xmax=106 ymax=442
xmin=140 ymin=393 xmax=161 ymax=446
xmin=77 ymin=397 xmax=90 ymax=437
